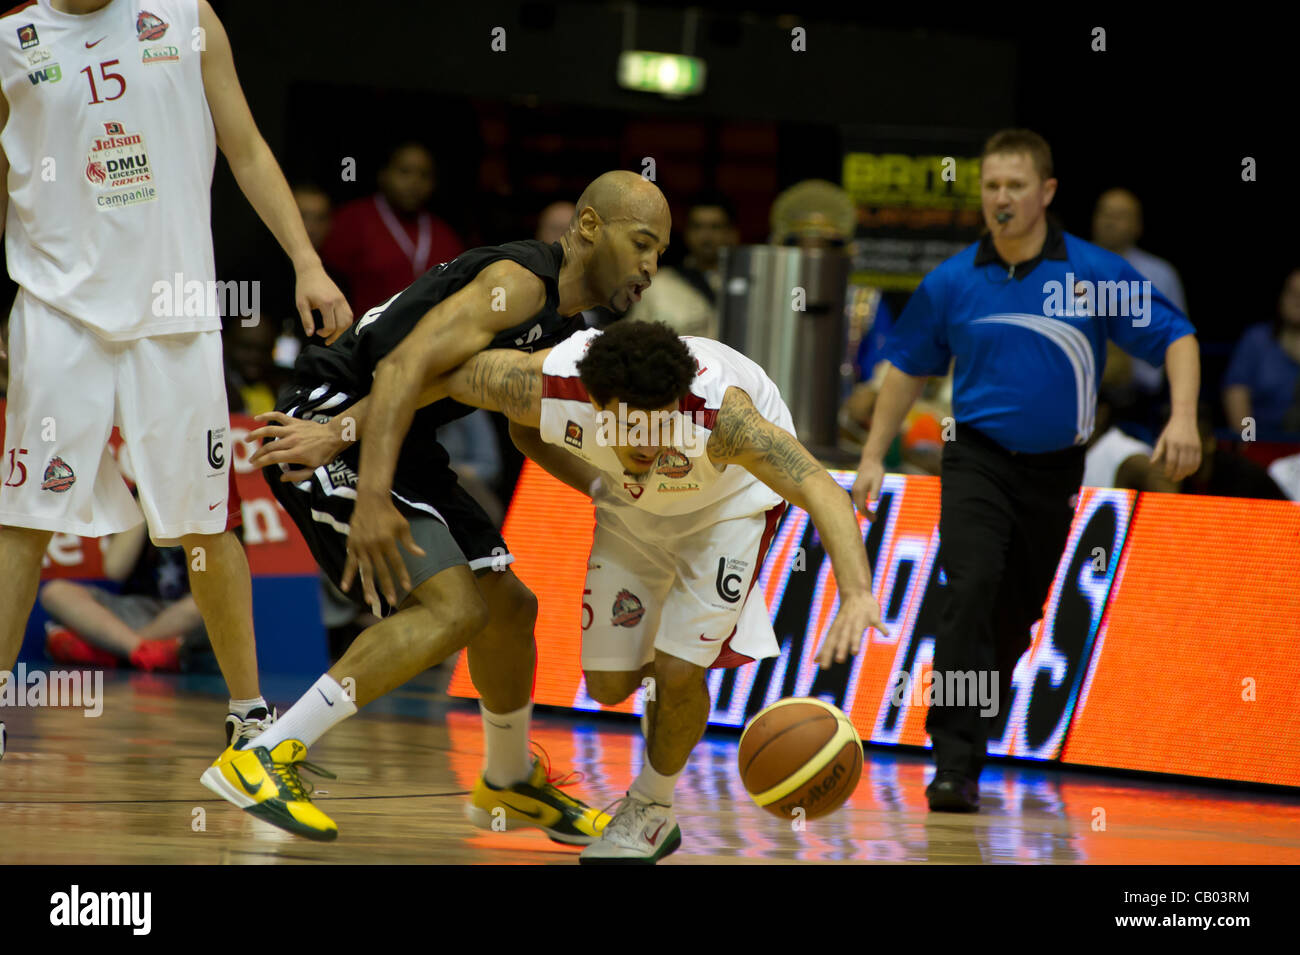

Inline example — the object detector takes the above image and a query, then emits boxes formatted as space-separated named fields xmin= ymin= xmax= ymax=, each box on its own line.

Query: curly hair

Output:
xmin=577 ymin=320 xmax=696 ymax=410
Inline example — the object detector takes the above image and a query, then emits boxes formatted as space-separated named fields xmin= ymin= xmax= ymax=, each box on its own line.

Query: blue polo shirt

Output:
xmin=882 ymin=225 xmax=1196 ymax=453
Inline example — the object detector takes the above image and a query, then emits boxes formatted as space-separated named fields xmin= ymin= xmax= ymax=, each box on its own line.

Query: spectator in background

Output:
xmin=624 ymin=192 xmax=738 ymax=338
xmin=224 ymin=316 xmax=284 ymax=416
xmin=322 ymin=141 xmax=464 ymax=316
xmin=1091 ymin=189 xmax=1188 ymax=426
xmin=294 ymin=183 xmax=333 ymax=252
xmin=1222 ymin=268 xmax=1300 ymax=441
xmin=39 ymin=519 xmax=214 ymax=673
xmin=1083 ymin=345 xmax=1180 ymax=492
xmin=1181 ymin=403 xmax=1287 ymax=499
xmin=536 ymin=200 xmax=576 ymax=245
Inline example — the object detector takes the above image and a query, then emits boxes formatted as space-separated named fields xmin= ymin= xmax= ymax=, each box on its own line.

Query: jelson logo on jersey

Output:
xmin=41 ymin=457 xmax=75 ymax=493
xmin=136 ymin=11 xmax=168 ymax=41
xmin=611 ymin=589 xmax=645 ymax=628
xmin=564 ymin=421 xmax=583 ymax=448
xmin=86 ymin=122 xmax=156 ymax=207
xmin=17 ymin=24 xmax=38 ymax=49
xmin=655 ymin=449 xmax=692 ymax=479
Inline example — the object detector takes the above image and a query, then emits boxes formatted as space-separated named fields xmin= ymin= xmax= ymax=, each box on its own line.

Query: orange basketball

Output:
xmin=738 ymin=697 xmax=863 ymax=820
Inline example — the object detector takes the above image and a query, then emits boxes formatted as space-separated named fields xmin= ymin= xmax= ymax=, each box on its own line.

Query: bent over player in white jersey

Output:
xmin=0 ymin=0 xmax=349 ymax=764
xmin=435 ymin=320 xmax=888 ymax=863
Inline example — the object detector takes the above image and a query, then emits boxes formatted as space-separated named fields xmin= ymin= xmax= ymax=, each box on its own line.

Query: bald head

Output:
xmin=575 ymin=170 xmax=669 ymax=229
xmin=1092 ymin=188 xmax=1143 ymax=253
xmin=567 ymin=171 xmax=671 ymax=315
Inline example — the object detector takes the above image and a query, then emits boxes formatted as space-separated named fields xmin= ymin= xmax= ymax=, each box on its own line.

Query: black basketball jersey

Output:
xmin=294 ymin=239 xmax=582 ymax=417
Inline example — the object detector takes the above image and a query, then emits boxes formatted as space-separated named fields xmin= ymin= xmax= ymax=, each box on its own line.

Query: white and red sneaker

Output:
xmin=579 ymin=794 xmax=681 ymax=865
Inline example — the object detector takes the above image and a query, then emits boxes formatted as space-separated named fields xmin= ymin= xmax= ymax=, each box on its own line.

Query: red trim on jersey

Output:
xmin=543 ymin=374 xmax=590 ymax=403
xmin=679 ymin=391 xmax=719 ymax=431
xmin=225 ymin=465 xmax=243 ymax=532
xmin=709 ymin=501 xmax=788 ymax=670
xmin=1 ymin=1 xmax=38 ymax=20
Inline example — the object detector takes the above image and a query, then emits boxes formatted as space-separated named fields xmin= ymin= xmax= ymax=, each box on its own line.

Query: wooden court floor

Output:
xmin=2 ymin=670 xmax=1298 ymax=865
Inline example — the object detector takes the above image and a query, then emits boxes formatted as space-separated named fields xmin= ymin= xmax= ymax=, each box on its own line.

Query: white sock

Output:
xmin=252 ymin=675 xmax=356 ymax=751
xmin=228 ymin=696 xmax=269 ymax=719
xmin=630 ymin=760 xmax=682 ymax=807
xmin=480 ymin=701 xmax=534 ymax=787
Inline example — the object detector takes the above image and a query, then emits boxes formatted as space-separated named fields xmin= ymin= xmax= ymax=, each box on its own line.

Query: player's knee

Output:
xmin=653 ymin=654 xmax=707 ymax=697
xmin=38 ymin=578 xmax=77 ymax=613
xmin=495 ymin=573 xmax=538 ymax=629
xmin=585 ymin=670 xmax=641 ymax=705
xmin=413 ymin=569 xmax=490 ymax=647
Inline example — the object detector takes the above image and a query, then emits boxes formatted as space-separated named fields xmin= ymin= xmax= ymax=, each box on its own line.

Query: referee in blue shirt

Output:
xmin=851 ymin=129 xmax=1202 ymax=812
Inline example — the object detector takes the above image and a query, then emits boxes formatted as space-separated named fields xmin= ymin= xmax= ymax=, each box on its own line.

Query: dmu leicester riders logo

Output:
xmin=41 ymin=456 xmax=75 ymax=493
xmin=136 ymin=10 xmax=168 ymax=41
xmin=611 ymin=589 xmax=645 ymax=627
xmin=564 ymin=420 xmax=583 ymax=448
xmin=654 ymin=449 xmax=692 ymax=479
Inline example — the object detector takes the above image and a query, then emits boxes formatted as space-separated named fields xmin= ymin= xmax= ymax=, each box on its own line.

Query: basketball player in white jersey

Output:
xmin=0 ymin=0 xmax=350 ymax=765
xmin=417 ymin=319 xmax=888 ymax=863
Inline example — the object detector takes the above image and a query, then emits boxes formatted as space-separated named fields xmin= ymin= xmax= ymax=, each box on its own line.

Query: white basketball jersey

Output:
xmin=1 ymin=0 xmax=217 ymax=340
xmin=540 ymin=329 xmax=794 ymax=537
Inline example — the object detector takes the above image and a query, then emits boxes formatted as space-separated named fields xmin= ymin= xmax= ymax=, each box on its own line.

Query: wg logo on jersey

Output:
xmin=27 ymin=63 xmax=61 ymax=86
xmin=41 ymin=456 xmax=76 ymax=493
xmin=654 ymin=449 xmax=691 ymax=478
xmin=17 ymin=23 xmax=38 ymax=49
xmin=564 ymin=421 xmax=583 ymax=448
xmin=611 ymin=589 xmax=645 ymax=628
xmin=136 ymin=10 xmax=168 ymax=41
xmin=206 ymin=428 xmax=226 ymax=471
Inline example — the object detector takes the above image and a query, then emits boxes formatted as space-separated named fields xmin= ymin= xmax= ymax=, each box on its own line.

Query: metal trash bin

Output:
xmin=717 ymin=245 xmax=850 ymax=455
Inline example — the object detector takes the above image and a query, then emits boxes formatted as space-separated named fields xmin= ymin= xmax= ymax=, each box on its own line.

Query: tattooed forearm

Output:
xmin=709 ymin=393 xmax=819 ymax=485
xmin=461 ymin=352 xmax=539 ymax=420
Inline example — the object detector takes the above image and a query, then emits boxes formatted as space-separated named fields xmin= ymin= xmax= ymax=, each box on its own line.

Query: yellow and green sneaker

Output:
xmin=200 ymin=739 xmax=338 ymax=842
xmin=465 ymin=749 xmax=609 ymax=845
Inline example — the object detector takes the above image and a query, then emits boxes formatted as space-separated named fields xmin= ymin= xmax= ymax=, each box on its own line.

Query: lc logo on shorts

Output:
xmin=206 ymin=428 xmax=226 ymax=471
xmin=715 ymin=557 xmax=748 ymax=604
xmin=41 ymin=456 xmax=76 ymax=493
xmin=611 ymin=589 xmax=645 ymax=627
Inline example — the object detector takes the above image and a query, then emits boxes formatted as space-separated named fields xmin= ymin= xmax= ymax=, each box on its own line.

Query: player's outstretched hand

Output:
xmin=247 ymin=411 xmax=346 ymax=481
xmin=815 ymin=592 xmax=888 ymax=669
xmin=341 ymin=490 xmax=426 ymax=616
xmin=1150 ymin=415 xmax=1202 ymax=482
xmin=295 ymin=262 xmax=353 ymax=342
xmin=851 ymin=457 xmax=886 ymax=519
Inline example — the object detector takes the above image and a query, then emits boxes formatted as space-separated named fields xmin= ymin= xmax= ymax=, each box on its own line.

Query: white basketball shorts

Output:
xmin=0 ymin=290 xmax=234 ymax=544
xmin=581 ymin=501 xmax=787 ymax=672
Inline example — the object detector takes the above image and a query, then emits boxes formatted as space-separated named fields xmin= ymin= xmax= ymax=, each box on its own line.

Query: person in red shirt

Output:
xmin=322 ymin=142 xmax=464 ymax=316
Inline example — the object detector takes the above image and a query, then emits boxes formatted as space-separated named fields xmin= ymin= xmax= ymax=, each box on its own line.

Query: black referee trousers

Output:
xmin=926 ymin=423 xmax=1085 ymax=780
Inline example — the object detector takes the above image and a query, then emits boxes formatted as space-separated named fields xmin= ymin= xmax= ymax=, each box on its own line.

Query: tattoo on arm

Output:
xmin=465 ymin=351 xmax=539 ymax=420
xmin=709 ymin=392 xmax=818 ymax=484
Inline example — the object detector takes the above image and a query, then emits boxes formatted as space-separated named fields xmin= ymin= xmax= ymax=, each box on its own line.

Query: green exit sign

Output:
xmin=617 ymin=51 xmax=706 ymax=96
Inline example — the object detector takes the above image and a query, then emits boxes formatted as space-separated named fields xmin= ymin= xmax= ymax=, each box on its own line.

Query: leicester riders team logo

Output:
xmin=655 ymin=449 xmax=691 ymax=479
xmin=564 ymin=420 xmax=583 ymax=448
xmin=136 ymin=10 xmax=168 ymax=41
xmin=41 ymin=457 xmax=75 ymax=493
xmin=611 ymin=589 xmax=644 ymax=628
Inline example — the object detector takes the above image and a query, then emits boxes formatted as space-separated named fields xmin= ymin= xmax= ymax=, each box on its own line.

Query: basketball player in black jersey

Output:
xmin=201 ymin=171 xmax=670 ymax=845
